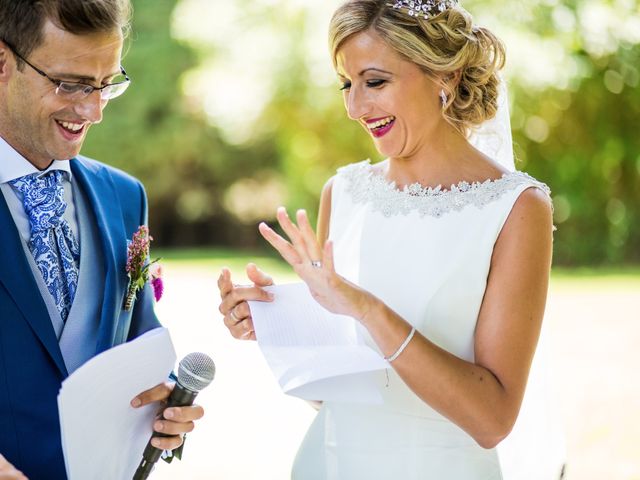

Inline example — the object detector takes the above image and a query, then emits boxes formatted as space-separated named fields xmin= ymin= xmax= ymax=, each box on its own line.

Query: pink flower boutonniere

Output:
xmin=124 ymin=225 xmax=162 ymax=311
xmin=149 ymin=263 xmax=164 ymax=302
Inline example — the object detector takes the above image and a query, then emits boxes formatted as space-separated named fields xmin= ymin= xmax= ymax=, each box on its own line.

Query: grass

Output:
xmin=157 ymin=247 xmax=640 ymax=284
xmin=155 ymin=247 xmax=294 ymax=279
xmin=551 ymin=266 xmax=640 ymax=291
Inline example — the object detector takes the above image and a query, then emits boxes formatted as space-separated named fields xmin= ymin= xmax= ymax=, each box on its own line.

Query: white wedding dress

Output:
xmin=292 ymin=160 xmax=565 ymax=480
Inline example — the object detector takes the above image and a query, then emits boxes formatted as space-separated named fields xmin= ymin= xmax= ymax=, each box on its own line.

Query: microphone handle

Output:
xmin=132 ymin=385 xmax=198 ymax=480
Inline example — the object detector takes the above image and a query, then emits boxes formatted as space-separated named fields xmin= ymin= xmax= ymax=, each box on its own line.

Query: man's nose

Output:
xmin=73 ymin=90 xmax=107 ymax=124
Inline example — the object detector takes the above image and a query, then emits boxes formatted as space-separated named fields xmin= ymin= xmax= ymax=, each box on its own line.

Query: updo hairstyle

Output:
xmin=329 ymin=0 xmax=506 ymax=136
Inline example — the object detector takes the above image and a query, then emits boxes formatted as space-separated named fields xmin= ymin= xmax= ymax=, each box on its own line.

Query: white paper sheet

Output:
xmin=248 ymin=283 xmax=389 ymax=404
xmin=58 ymin=327 xmax=177 ymax=480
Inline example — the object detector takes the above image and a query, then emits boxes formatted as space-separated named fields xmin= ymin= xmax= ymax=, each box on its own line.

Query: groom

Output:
xmin=0 ymin=1 xmax=203 ymax=478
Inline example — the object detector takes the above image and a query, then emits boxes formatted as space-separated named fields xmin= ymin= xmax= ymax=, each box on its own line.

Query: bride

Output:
xmin=218 ymin=0 xmax=565 ymax=478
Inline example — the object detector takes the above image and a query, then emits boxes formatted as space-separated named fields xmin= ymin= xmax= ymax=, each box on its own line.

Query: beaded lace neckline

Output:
xmin=338 ymin=160 xmax=550 ymax=218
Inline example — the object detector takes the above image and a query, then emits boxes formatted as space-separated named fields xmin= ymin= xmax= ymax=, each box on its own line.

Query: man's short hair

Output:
xmin=0 ymin=0 xmax=131 ymax=63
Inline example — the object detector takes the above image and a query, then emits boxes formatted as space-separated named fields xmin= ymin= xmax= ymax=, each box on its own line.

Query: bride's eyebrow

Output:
xmin=359 ymin=67 xmax=393 ymax=76
xmin=337 ymin=68 xmax=393 ymax=79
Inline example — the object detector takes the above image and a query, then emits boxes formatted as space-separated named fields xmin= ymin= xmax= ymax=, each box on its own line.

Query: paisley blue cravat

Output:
xmin=10 ymin=171 xmax=80 ymax=322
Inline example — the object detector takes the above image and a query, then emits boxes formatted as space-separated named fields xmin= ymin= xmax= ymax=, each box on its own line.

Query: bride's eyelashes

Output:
xmin=339 ymin=79 xmax=388 ymax=91
xmin=366 ymin=79 xmax=387 ymax=88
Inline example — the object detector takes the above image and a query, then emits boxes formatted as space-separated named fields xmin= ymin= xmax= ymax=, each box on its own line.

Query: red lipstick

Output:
xmin=366 ymin=117 xmax=395 ymax=138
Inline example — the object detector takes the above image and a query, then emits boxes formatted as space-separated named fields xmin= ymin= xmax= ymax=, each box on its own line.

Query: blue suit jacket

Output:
xmin=0 ymin=156 xmax=161 ymax=479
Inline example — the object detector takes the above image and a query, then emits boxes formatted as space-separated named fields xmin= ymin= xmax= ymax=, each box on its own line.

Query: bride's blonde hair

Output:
xmin=329 ymin=0 xmax=505 ymax=136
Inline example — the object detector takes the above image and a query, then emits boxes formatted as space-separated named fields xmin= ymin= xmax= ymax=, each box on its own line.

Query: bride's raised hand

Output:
xmin=259 ymin=207 xmax=371 ymax=320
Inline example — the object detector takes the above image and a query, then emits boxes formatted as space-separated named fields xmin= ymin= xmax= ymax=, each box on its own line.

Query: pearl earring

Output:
xmin=440 ymin=89 xmax=447 ymax=108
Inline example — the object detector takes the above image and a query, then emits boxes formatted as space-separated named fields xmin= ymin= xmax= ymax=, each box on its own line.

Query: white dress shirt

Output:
xmin=0 ymin=135 xmax=80 ymax=245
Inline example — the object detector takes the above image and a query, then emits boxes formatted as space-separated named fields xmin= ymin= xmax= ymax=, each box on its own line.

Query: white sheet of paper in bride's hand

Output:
xmin=248 ymin=283 xmax=389 ymax=404
xmin=57 ymin=327 xmax=176 ymax=480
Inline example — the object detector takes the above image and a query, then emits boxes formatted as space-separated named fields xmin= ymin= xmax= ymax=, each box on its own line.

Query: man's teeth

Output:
xmin=57 ymin=121 xmax=84 ymax=132
xmin=368 ymin=116 xmax=395 ymax=130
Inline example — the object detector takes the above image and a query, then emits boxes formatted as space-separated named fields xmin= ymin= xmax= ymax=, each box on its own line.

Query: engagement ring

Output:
xmin=311 ymin=260 xmax=322 ymax=268
xmin=230 ymin=307 xmax=241 ymax=323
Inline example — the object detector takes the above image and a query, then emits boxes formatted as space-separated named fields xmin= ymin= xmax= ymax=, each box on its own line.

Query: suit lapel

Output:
xmin=0 ymin=192 xmax=68 ymax=376
xmin=71 ymin=158 xmax=128 ymax=354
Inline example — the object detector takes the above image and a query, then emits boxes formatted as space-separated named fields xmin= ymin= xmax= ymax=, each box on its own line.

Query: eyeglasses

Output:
xmin=2 ymin=39 xmax=130 ymax=101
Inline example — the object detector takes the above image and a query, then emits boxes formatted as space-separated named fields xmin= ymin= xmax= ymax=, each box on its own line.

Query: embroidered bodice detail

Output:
xmin=338 ymin=160 xmax=551 ymax=218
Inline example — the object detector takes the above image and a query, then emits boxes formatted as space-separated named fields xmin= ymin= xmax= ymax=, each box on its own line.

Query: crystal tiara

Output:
xmin=388 ymin=0 xmax=459 ymax=20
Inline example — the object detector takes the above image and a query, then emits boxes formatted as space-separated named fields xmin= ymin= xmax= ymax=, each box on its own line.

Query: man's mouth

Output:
xmin=366 ymin=116 xmax=396 ymax=138
xmin=55 ymin=120 xmax=86 ymax=139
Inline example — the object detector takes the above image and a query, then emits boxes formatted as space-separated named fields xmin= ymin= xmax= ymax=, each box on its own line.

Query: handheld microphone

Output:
xmin=133 ymin=352 xmax=215 ymax=480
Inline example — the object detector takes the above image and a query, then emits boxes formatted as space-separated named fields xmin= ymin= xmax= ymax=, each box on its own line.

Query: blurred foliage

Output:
xmin=512 ymin=50 xmax=640 ymax=265
xmin=81 ymin=0 xmax=640 ymax=266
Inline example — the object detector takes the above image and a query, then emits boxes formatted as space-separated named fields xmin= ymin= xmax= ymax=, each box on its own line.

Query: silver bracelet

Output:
xmin=384 ymin=327 xmax=416 ymax=363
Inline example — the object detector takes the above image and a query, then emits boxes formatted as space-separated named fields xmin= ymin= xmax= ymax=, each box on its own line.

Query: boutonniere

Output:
xmin=124 ymin=226 xmax=162 ymax=311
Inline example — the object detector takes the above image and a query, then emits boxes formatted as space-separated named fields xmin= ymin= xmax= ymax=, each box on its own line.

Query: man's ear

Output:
xmin=0 ymin=41 xmax=14 ymax=82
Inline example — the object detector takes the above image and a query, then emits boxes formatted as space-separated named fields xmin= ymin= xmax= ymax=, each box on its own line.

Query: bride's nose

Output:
xmin=345 ymin=85 xmax=371 ymax=121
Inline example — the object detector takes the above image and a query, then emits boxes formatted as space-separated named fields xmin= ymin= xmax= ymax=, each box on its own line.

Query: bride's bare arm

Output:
xmin=360 ymin=187 xmax=553 ymax=448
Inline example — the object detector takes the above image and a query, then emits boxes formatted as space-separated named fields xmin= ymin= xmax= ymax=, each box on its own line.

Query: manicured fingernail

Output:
xmin=164 ymin=409 xmax=174 ymax=419
xmin=152 ymin=439 xmax=161 ymax=448
xmin=155 ymin=421 xmax=164 ymax=431
xmin=131 ymin=398 xmax=141 ymax=407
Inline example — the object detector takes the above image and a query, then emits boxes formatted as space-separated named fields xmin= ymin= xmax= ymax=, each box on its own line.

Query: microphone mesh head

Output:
xmin=177 ymin=352 xmax=216 ymax=393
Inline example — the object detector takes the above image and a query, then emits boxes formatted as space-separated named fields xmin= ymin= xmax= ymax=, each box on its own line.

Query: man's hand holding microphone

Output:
xmin=132 ymin=353 xmax=215 ymax=480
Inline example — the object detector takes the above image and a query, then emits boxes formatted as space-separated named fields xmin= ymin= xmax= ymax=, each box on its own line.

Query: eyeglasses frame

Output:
xmin=1 ymin=38 xmax=130 ymax=100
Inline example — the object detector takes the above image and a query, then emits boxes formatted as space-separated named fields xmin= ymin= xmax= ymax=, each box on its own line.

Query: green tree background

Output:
xmin=82 ymin=0 xmax=640 ymax=266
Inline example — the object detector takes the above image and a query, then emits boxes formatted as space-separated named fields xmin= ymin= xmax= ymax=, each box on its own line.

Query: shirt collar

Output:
xmin=0 ymin=134 xmax=72 ymax=184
